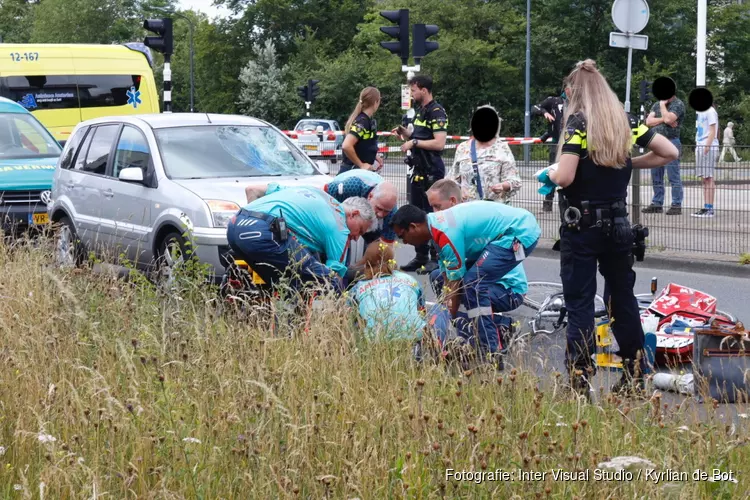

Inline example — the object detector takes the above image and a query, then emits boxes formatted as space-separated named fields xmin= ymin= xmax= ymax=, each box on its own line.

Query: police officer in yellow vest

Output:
xmin=393 ymin=75 xmax=449 ymax=274
xmin=537 ymin=60 xmax=678 ymax=399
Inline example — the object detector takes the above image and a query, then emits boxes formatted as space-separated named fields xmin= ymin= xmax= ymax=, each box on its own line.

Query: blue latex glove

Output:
xmin=535 ymin=165 xmax=558 ymax=196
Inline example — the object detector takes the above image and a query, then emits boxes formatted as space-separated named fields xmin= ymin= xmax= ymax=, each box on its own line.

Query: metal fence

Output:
xmin=322 ymin=138 xmax=750 ymax=257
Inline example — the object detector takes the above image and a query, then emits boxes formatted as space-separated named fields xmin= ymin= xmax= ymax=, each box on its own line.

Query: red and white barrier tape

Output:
xmin=309 ymin=138 xmax=545 ymax=157
xmin=283 ymin=129 xmax=550 ymax=143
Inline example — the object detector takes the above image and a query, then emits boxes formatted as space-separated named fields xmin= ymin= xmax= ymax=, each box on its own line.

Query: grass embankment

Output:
xmin=0 ymin=238 xmax=747 ymax=498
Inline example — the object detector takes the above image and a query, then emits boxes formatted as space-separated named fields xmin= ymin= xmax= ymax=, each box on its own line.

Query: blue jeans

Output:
xmin=226 ymin=212 xmax=342 ymax=292
xmin=428 ymin=240 xmax=535 ymax=353
xmin=650 ymin=138 xmax=683 ymax=206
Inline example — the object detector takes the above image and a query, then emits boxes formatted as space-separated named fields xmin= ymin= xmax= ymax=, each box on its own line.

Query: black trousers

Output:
xmin=559 ymin=225 xmax=643 ymax=374
xmin=408 ymin=161 xmax=444 ymax=260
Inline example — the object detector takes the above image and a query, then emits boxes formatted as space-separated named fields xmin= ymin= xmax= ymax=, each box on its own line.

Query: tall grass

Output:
xmin=0 ymin=237 xmax=747 ymax=498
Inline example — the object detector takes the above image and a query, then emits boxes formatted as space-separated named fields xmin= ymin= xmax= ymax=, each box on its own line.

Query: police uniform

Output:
xmin=226 ymin=186 xmax=350 ymax=290
xmin=558 ymin=111 xmax=655 ymax=377
xmin=407 ymin=100 xmax=448 ymax=265
xmin=323 ymin=169 xmax=397 ymax=245
xmin=340 ymin=112 xmax=378 ymax=174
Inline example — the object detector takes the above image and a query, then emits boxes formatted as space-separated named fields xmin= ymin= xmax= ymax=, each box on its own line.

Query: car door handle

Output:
xmin=65 ymin=182 xmax=76 ymax=189
xmin=103 ymin=189 xmax=114 ymax=198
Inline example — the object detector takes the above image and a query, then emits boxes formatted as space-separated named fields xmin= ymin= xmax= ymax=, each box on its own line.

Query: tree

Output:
xmin=216 ymin=0 xmax=374 ymax=60
xmin=30 ymin=0 xmax=175 ymax=44
xmin=0 ymin=0 xmax=35 ymax=43
xmin=237 ymin=39 xmax=293 ymax=124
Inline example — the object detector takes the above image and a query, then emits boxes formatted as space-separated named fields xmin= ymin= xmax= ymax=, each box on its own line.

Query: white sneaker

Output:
xmin=691 ymin=208 xmax=715 ymax=218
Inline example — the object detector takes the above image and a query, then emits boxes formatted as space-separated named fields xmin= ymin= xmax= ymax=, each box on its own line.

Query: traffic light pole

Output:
xmin=163 ymin=54 xmax=172 ymax=113
xmin=305 ymin=101 xmax=311 ymax=117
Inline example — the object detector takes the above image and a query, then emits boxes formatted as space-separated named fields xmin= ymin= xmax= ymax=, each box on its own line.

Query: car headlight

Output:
xmin=206 ymin=200 xmax=240 ymax=228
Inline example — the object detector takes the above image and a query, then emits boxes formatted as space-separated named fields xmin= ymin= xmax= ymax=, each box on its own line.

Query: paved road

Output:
xmin=393 ymin=243 xmax=750 ymax=420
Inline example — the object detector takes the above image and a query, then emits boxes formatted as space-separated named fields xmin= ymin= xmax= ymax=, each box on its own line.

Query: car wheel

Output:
xmin=154 ymin=230 xmax=189 ymax=289
xmin=54 ymin=216 xmax=84 ymax=268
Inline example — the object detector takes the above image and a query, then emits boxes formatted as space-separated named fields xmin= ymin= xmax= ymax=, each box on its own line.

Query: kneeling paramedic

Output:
xmin=536 ymin=59 xmax=679 ymax=397
xmin=425 ymin=179 xmax=528 ymax=352
xmin=245 ymin=172 xmax=398 ymax=249
xmin=390 ymin=201 xmax=541 ymax=368
xmin=227 ymin=186 xmax=376 ymax=293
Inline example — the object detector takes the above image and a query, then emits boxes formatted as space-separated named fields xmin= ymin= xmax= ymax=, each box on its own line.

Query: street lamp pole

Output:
xmin=523 ymin=0 xmax=531 ymax=167
xmin=153 ymin=7 xmax=195 ymax=112
xmin=697 ymin=0 xmax=707 ymax=86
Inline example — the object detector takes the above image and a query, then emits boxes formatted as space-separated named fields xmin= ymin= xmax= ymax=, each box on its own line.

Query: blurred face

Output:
xmin=368 ymin=191 xmax=396 ymax=219
xmin=427 ymin=190 xmax=458 ymax=212
xmin=345 ymin=210 xmax=371 ymax=239
xmin=373 ymin=98 xmax=381 ymax=113
xmin=393 ymin=222 xmax=429 ymax=247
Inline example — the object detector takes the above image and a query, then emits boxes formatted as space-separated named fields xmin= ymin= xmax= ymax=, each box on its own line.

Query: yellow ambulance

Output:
xmin=0 ymin=43 xmax=160 ymax=144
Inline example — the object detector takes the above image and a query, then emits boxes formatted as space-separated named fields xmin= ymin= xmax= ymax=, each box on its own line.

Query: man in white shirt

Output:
xmin=693 ymin=106 xmax=719 ymax=218
xmin=720 ymin=122 xmax=740 ymax=163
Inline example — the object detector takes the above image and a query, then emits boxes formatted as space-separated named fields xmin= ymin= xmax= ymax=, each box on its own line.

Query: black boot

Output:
xmin=568 ymin=368 xmax=592 ymax=402
xmin=401 ymin=256 xmax=428 ymax=272
xmin=611 ymin=359 xmax=645 ymax=396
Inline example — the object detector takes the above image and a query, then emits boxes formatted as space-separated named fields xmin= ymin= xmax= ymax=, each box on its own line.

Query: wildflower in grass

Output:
xmin=0 ymin=446 xmax=5 ymax=457
xmin=38 ymin=433 xmax=56 ymax=444
xmin=183 ymin=437 xmax=201 ymax=444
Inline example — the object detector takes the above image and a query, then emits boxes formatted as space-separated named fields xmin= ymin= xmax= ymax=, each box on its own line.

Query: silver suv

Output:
xmin=48 ymin=113 xmax=331 ymax=280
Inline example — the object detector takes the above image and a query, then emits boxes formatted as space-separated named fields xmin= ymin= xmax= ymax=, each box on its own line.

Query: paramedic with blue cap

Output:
xmin=226 ymin=186 xmax=375 ymax=290
xmin=390 ymin=201 xmax=541 ymax=368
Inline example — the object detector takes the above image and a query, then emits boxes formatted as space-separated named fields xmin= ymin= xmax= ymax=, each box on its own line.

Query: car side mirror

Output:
xmin=315 ymin=160 xmax=330 ymax=175
xmin=119 ymin=167 xmax=144 ymax=183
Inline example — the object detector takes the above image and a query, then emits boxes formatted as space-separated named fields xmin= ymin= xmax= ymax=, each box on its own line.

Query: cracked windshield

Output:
xmin=155 ymin=125 xmax=317 ymax=179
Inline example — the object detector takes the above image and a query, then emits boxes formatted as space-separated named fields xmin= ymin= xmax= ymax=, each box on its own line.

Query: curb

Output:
xmin=531 ymin=241 xmax=750 ymax=279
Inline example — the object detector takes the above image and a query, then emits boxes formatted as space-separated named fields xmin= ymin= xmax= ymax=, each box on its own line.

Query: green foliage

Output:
xmin=6 ymin=0 xmax=750 ymax=142
xmin=0 ymin=0 xmax=35 ymax=43
xmin=30 ymin=0 xmax=176 ymax=44
xmin=238 ymin=39 xmax=295 ymax=125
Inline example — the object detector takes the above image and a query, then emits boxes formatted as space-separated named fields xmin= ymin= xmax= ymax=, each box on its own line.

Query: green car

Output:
xmin=0 ymin=96 xmax=62 ymax=234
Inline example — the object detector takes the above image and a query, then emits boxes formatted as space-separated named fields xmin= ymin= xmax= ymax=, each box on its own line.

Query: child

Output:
xmin=693 ymin=104 xmax=719 ymax=218
xmin=348 ymin=243 xmax=425 ymax=343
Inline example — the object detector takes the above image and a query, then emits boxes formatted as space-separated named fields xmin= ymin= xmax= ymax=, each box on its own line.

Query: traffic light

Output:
xmin=380 ymin=9 xmax=410 ymax=64
xmin=297 ymin=84 xmax=308 ymax=101
xmin=639 ymin=80 xmax=652 ymax=102
xmin=309 ymin=79 xmax=320 ymax=103
xmin=412 ymin=24 xmax=439 ymax=64
xmin=143 ymin=18 xmax=173 ymax=55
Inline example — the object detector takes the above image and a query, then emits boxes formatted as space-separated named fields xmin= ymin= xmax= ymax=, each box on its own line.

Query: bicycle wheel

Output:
xmin=518 ymin=282 xmax=605 ymax=336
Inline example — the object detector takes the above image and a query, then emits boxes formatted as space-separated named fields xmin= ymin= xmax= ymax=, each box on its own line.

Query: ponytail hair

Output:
xmin=345 ymin=86 xmax=381 ymax=132
xmin=555 ymin=59 xmax=632 ymax=168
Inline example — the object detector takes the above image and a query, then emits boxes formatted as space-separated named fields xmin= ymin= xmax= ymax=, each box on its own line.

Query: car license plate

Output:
xmin=303 ymin=145 xmax=318 ymax=151
xmin=29 ymin=213 xmax=49 ymax=225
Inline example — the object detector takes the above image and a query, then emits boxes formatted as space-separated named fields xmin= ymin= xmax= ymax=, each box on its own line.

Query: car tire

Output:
xmin=54 ymin=216 xmax=85 ymax=268
xmin=153 ymin=230 xmax=189 ymax=289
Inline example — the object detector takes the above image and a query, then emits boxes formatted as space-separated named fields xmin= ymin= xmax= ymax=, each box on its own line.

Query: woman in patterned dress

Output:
xmin=446 ymin=105 xmax=521 ymax=204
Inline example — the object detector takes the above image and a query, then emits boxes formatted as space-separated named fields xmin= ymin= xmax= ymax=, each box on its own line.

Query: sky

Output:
xmin=177 ymin=0 xmax=232 ymax=18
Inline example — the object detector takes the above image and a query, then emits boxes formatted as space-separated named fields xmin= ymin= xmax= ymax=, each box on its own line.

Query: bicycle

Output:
xmin=516 ymin=278 xmax=738 ymax=370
